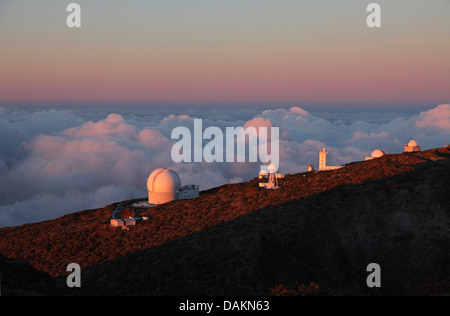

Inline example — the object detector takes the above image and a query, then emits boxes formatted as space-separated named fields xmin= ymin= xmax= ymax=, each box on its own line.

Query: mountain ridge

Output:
xmin=1 ymin=147 xmax=450 ymax=295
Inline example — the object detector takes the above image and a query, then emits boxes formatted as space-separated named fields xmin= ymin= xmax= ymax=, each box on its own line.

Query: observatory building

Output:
xmin=319 ymin=148 xmax=343 ymax=171
xmin=259 ymin=164 xmax=280 ymax=189
xmin=404 ymin=140 xmax=421 ymax=153
xmin=147 ymin=168 xmax=199 ymax=205
xmin=259 ymin=170 xmax=285 ymax=179
xmin=365 ymin=149 xmax=387 ymax=161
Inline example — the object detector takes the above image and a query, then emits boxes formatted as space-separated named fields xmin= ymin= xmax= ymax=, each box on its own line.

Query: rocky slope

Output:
xmin=1 ymin=147 xmax=449 ymax=295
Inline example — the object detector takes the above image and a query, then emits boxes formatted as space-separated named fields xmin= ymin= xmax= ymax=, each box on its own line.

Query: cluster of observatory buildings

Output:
xmin=110 ymin=139 xmax=431 ymax=228
xmin=312 ymin=140 xmax=422 ymax=172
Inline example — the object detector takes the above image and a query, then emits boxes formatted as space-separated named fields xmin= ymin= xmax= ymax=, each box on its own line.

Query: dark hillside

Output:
xmin=0 ymin=254 xmax=55 ymax=296
xmin=64 ymin=149 xmax=450 ymax=295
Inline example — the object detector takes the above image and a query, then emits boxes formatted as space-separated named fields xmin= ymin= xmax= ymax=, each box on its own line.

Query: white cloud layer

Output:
xmin=0 ymin=104 xmax=449 ymax=227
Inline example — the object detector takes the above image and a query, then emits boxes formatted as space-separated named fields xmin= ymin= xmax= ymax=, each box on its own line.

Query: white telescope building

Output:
xmin=259 ymin=164 xmax=280 ymax=189
xmin=365 ymin=149 xmax=387 ymax=161
xmin=147 ymin=168 xmax=199 ymax=205
xmin=404 ymin=140 xmax=421 ymax=153
xmin=319 ymin=148 xmax=343 ymax=171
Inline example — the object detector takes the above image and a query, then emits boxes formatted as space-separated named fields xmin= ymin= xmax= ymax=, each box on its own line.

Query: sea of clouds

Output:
xmin=0 ymin=104 xmax=449 ymax=227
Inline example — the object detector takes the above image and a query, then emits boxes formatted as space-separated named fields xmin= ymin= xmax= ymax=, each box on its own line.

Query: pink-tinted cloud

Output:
xmin=416 ymin=104 xmax=450 ymax=131
xmin=65 ymin=114 xmax=137 ymax=139
xmin=1 ymin=104 xmax=450 ymax=227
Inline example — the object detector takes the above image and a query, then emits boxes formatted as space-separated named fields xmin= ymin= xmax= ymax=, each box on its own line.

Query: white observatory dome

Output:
xmin=371 ymin=149 xmax=386 ymax=158
xmin=147 ymin=168 xmax=199 ymax=205
xmin=267 ymin=164 xmax=278 ymax=173
xmin=408 ymin=140 xmax=419 ymax=147
xmin=147 ymin=168 xmax=181 ymax=193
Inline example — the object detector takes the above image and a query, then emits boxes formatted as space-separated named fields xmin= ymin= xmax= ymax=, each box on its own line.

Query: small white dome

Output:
xmin=147 ymin=168 xmax=181 ymax=193
xmin=267 ymin=164 xmax=278 ymax=173
xmin=371 ymin=149 xmax=386 ymax=158
xmin=408 ymin=140 xmax=419 ymax=147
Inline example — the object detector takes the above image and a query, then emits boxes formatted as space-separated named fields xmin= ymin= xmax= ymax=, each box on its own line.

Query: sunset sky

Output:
xmin=0 ymin=0 xmax=449 ymax=107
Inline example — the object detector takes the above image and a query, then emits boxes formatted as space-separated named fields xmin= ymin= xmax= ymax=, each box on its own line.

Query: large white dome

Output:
xmin=147 ymin=168 xmax=181 ymax=193
xmin=408 ymin=140 xmax=419 ymax=147
xmin=371 ymin=149 xmax=386 ymax=158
